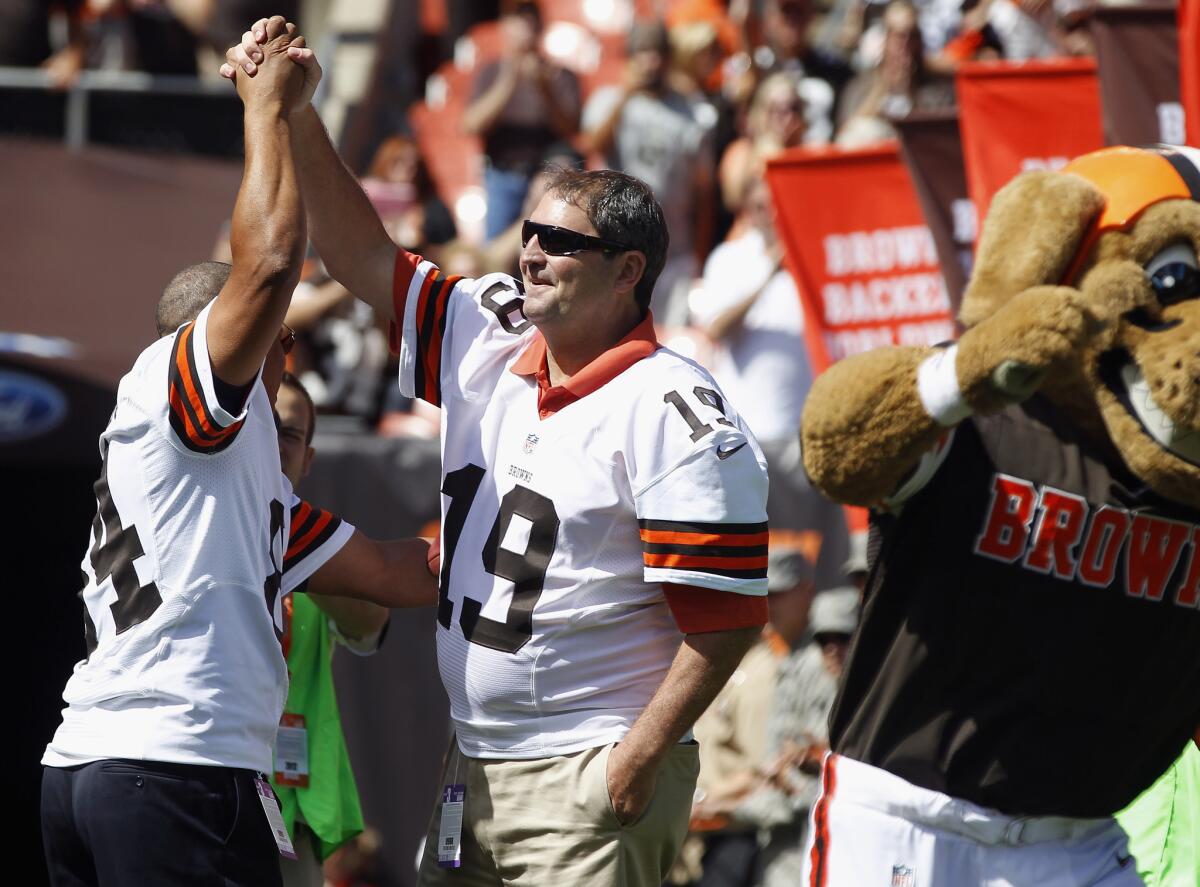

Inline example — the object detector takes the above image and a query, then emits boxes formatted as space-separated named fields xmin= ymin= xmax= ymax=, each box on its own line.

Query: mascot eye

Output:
xmin=1146 ymin=242 xmax=1200 ymax=305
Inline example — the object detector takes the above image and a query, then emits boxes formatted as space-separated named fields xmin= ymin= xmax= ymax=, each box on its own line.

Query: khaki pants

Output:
xmin=417 ymin=740 xmax=700 ymax=886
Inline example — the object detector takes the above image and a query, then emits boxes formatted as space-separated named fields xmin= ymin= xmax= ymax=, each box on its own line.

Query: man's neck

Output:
xmin=541 ymin=313 xmax=641 ymax=386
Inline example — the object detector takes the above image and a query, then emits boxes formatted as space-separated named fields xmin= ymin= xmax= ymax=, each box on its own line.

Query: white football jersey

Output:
xmin=43 ymin=301 xmax=353 ymax=772
xmin=391 ymin=252 xmax=769 ymax=758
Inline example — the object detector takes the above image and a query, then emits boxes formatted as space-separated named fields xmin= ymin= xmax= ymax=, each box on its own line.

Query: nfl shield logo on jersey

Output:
xmin=891 ymin=865 xmax=915 ymax=887
xmin=523 ymin=434 xmax=539 ymax=454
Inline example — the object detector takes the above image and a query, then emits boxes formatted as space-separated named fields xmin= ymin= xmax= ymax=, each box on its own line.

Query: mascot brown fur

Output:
xmin=806 ymin=153 xmax=1200 ymax=509
xmin=798 ymin=145 xmax=1200 ymax=885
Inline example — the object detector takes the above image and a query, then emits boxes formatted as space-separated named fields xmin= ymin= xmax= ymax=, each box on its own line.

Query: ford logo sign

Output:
xmin=0 ymin=370 xmax=68 ymax=442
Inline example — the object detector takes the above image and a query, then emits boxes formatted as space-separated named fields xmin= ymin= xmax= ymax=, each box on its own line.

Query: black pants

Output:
xmin=696 ymin=831 xmax=760 ymax=887
xmin=41 ymin=759 xmax=284 ymax=887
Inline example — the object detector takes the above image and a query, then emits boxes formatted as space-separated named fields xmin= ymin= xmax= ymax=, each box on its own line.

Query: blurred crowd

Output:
xmin=266 ymin=0 xmax=1090 ymax=434
xmin=8 ymin=0 xmax=1092 ymax=883
xmin=3 ymin=0 xmax=1093 ymax=433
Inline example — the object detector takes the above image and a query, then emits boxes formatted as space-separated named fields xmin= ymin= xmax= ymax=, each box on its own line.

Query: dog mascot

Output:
xmin=800 ymin=145 xmax=1200 ymax=887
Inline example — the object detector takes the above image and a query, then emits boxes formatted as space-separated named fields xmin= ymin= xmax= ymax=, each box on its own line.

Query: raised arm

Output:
xmin=207 ymin=17 xmax=308 ymax=386
xmin=221 ymin=23 xmax=398 ymax=321
xmin=289 ymin=105 xmax=398 ymax=319
xmin=802 ymin=286 xmax=1093 ymax=506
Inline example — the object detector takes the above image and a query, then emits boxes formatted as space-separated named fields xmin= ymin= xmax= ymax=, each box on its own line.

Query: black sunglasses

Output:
xmin=279 ymin=323 xmax=296 ymax=355
xmin=521 ymin=220 xmax=633 ymax=256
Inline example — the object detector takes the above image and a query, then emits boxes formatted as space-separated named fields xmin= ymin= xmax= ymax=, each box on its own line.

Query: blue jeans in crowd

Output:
xmin=484 ymin=164 xmax=533 ymax=241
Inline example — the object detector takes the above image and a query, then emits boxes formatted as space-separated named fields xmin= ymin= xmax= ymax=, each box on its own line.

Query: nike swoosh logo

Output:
xmin=716 ymin=442 xmax=747 ymax=460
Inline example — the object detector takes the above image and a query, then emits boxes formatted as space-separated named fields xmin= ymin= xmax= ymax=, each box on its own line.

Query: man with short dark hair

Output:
xmin=41 ymin=22 xmax=437 ymax=886
xmin=224 ymin=20 xmax=771 ymax=885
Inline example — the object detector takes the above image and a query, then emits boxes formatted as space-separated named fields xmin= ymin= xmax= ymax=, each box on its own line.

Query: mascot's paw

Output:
xmin=957 ymin=286 xmax=1095 ymax=411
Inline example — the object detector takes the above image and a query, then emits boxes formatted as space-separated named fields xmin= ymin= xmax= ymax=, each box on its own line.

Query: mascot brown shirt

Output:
xmin=803 ymin=145 xmax=1200 ymax=817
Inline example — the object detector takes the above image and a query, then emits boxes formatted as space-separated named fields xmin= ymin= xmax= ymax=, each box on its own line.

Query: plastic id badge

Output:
xmin=254 ymin=776 xmax=299 ymax=859
xmin=437 ymin=784 xmax=466 ymax=868
xmin=273 ymin=713 xmax=309 ymax=788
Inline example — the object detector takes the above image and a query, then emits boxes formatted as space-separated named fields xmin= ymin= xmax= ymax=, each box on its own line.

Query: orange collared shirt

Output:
xmin=509 ymin=312 xmax=659 ymax=418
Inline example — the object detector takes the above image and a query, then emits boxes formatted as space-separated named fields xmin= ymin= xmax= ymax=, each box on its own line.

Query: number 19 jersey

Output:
xmin=391 ymin=252 xmax=770 ymax=759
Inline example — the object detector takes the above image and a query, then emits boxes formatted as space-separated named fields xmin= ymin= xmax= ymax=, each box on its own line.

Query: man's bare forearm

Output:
xmin=209 ymin=71 xmax=305 ymax=385
xmin=306 ymin=532 xmax=438 ymax=609
xmin=619 ymin=626 xmax=760 ymax=769
xmin=289 ymin=105 xmax=396 ymax=317
xmin=307 ymin=591 xmax=389 ymax=640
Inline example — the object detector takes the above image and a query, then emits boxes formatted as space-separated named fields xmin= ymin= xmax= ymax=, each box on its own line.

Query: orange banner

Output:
xmin=765 ymin=143 xmax=956 ymax=375
xmin=1182 ymin=0 xmax=1200 ymax=145
xmin=956 ymin=59 xmax=1104 ymax=220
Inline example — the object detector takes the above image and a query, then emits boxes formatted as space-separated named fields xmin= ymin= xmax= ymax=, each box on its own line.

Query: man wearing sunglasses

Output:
xmin=224 ymin=18 xmax=771 ymax=886
xmin=42 ymin=22 xmax=439 ymax=887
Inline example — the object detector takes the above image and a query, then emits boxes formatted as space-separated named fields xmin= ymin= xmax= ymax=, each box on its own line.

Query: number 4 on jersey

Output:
xmin=87 ymin=444 xmax=161 ymax=646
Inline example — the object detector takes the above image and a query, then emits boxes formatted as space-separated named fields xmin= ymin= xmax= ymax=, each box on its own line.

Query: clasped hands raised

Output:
xmin=219 ymin=15 xmax=321 ymax=116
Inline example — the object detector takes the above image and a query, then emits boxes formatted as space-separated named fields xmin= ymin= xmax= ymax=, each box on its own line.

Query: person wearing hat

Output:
xmin=734 ymin=587 xmax=861 ymax=887
xmin=688 ymin=548 xmax=816 ymax=885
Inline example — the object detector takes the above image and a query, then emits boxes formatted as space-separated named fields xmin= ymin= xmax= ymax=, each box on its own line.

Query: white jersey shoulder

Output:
xmin=619 ymin=348 xmax=770 ymax=594
xmin=392 ymin=252 xmax=535 ymax=406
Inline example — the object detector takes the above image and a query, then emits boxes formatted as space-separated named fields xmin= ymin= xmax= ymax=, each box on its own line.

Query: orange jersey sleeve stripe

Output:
xmin=286 ymin=509 xmax=332 ymax=561
xmin=387 ymin=248 xmax=424 ymax=355
xmin=644 ymin=553 xmax=770 ymax=570
xmin=412 ymin=269 xmax=443 ymax=405
xmin=167 ymin=323 xmax=244 ymax=453
xmin=283 ymin=508 xmax=344 ymax=574
xmin=420 ymin=273 xmax=462 ymax=406
xmin=639 ymin=529 xmax=770 ymax=547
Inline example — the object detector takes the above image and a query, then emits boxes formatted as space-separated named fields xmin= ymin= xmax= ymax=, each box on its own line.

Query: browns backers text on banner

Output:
xmin=765 ymin=144 xmax=955 ymax=375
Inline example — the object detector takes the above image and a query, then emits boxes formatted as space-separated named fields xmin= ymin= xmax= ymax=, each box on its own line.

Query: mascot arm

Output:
xmin=802 ymin=285 xmax=1091 ymax=507
xmin=801 ymin=345 xmax=946 ymax=507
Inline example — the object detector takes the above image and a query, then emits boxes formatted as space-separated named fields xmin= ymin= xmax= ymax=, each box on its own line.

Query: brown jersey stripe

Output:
xmin=169 ymin=327 xmax=226 ymax=442
xmin=287 ymin=503 xmax=320 ymax=553
xmin=168 ymin=381 xmax=241 ymax=453
xmin=179 ymin=323 xmax=241 ymax=439
xmin=424 ymin=273 xmax=462 ymax=407
xmin=412 ymin=269 xmax=440 ymax=405
xmin=286 ymin=506 xmax=330 ymax=560
xmin=642 ymin=541 xmax=769 ymax=558
xmin=419 ymin=271 xmax=452 ymax=405
xmin=640 ymin=529 xmax=770 ymax=547
xmin=284 ymin=513 xmax=342 ymax=573
xmin=167 ymin=324 xmax=243 ymax=452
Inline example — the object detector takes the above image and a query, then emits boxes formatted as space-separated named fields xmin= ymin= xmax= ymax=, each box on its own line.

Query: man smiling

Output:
xmin=223 ymin=18 xmax=771 ymax=885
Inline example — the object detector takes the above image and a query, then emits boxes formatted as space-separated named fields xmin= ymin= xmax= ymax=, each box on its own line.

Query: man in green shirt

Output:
xmin=273 ymin=372 xmax=389 ymax=886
